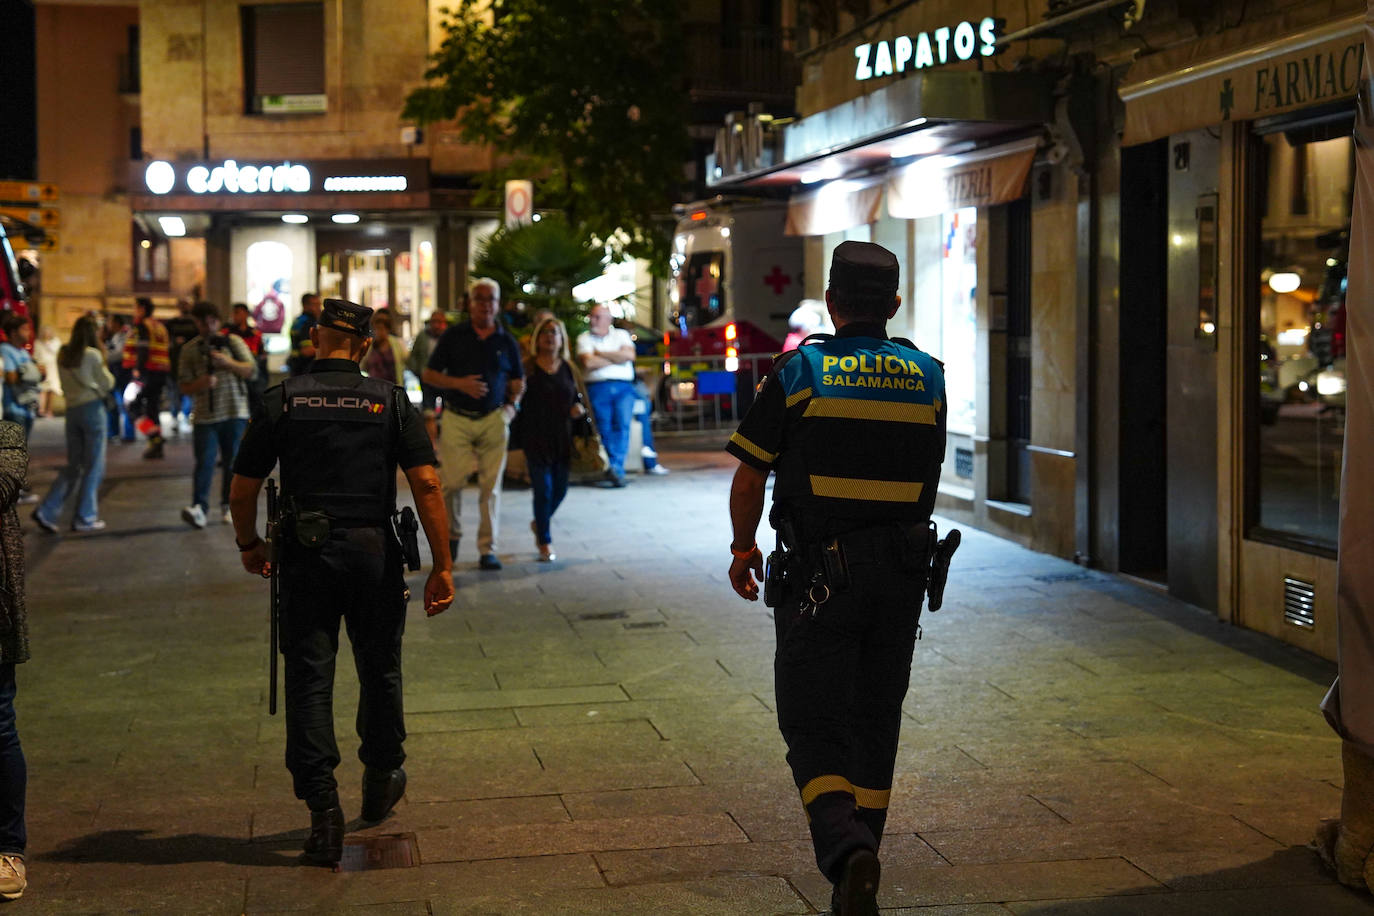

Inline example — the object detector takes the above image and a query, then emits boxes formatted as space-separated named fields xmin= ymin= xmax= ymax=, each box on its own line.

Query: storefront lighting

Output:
xmin=532 ymin=213 xmax=542 ymax=222
xmin=1326 ymin=257 xmax=1339 ymax=267
xmin=1200 ymin=321 xmax=1216 ymax=335
xmin=720 ymin=227 xmax=730 ymax=238
xmin=1316 ymin=371 xmax=1347 ymax=396
xmin=140 ymin=239 xmax=151 ymax=249
xmin=157 ymin=216 xmax=187 ymax=237
xmin=888 ymin=131 xmax=940 ymax=160
xmin=1297 ymin=379 xmax=1309 ymax=392
xmin=331 ymin=213 xmax=360 ymax=224
xmin=1170 ymin=233 xmax=1185 ymax=246
xmin=1276 ymin=328 xmax=1309 ymax=346
xmin=145 ymin=161 xmax=176 ymax=195
xmin=800 ymin=162 xmax=844 ymax=185
xmin=281 ymin=213 xmax=309 ymax=224
xmin=321 ymin=175 xmax=407 ymax=192
xmin=1268 ymin=271 xmax=1301 ymax=293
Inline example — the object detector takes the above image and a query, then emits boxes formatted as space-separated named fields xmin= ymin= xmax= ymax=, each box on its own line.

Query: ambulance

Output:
xmin=662 ymin=197 xmax=803 ymax=412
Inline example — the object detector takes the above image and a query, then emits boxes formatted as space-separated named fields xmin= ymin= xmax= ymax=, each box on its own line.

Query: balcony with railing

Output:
xmin=681 ymin=24 xmax=801 ymax=106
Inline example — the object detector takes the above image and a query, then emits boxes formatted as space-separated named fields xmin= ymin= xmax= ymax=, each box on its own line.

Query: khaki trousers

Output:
xmin=438 ymin=409 xmax=509 ymax=554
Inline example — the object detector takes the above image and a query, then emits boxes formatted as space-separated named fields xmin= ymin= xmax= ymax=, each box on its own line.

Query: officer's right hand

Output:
xmin=452 ymin=374 xmax=489 ymax=399
xmin=424 ymin=568 xmax=454 ymax=617
xmin=729 ymin=547 xmax=764 ymax=602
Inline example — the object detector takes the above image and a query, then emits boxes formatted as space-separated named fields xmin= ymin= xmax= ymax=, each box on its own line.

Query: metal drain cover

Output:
xmin=338 ymin=833 xmax=419 ymax=871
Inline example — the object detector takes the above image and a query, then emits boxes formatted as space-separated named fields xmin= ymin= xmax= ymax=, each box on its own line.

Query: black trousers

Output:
xmin=133 ymin=371 xmax=166 ymax=435
xmin=774 ymin=531 xmax=925 ymax=884
xmin=279 ymin=529 xmax=408 ymax=807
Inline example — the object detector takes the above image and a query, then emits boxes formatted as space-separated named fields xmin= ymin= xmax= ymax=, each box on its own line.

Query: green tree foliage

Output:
xmin=403 ymin=0 xmax=688 ymax=271
xmin=473 ymin=216 xmax=605 ymax=333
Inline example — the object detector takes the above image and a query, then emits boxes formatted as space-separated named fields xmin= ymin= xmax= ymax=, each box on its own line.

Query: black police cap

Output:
xmin=319 ymin=298 xmax=373 ymax=338
xmin=828 ymin=240 xmax=899 ymax=300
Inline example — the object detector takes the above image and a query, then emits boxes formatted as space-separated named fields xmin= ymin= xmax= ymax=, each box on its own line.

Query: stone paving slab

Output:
xmin=9 ymin=418 xmax=1373 ymax=912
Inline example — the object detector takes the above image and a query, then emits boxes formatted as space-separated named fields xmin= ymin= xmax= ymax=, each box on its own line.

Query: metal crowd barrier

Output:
xmin=643 ymin=351 xmax=776 ymax=434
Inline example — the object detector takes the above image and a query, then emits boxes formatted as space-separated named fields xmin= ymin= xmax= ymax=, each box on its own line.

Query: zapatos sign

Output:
xmin=854 ymin=18 xmax=1004 ymax=81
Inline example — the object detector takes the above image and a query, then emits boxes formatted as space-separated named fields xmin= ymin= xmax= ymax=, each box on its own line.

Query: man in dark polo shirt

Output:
xmin=422 ymin=279 xmax=524 ymax=570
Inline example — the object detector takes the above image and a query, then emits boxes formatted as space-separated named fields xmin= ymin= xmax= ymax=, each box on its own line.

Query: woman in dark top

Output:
xmin=520 ymin=317 xmax=583 ymax=561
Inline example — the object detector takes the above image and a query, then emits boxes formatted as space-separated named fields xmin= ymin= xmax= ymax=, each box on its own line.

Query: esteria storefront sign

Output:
xmin=854 ymin=18 xmax=1004 ymax=81
xmin=137 ymin=158 xmax=429 ymax=199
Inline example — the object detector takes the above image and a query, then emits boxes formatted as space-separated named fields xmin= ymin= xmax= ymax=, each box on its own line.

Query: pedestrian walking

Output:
xmin=406 ymin=309 xmax=447 ymax=447
xmin=0 ymin=421 xmax=30 ymax=900
xmin=226 ymin=303 xmax=268 ymax=415
xmin=178 ymin=302 xmax=256 ymax=528
xmin=103 ymin=314 xmax=135 ymax=442
xmin=519 ymin=316 xmax=584 ymax=562
xmin=32 ymin=316 xmax=114 ymax=534
xmin=362 ymin=309 xmax=408 ymax=387
xmin=286 ymin=293 xmax=322 ymax=376
xmin=229 ymin=298 xmax=453 ymax=867
xmin=725 ymin=241 xmax=947 ymax=916
xmin=164 ymin=298 xmax=199 ymax=435
xmin=122 ymin=297 xmax=171 ymax=459
xmin=32 ymin=326 xmax=60 ymax=419
xmin=0 ymin=316 xmax=42 ymax=443
xmin=575 ymin=303 xmax=637 ymax=487
xmin=421 ymin=280 xmax=524 ymax=570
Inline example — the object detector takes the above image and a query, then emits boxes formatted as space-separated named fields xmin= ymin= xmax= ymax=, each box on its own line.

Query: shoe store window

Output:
xmin=241 ymin=2 xmax=326 ymax=115
xmin=1247 ymin=106 xmax=1352 ymax=555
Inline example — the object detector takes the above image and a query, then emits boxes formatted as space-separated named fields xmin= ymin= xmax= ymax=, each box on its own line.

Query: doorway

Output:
xmin=1118 ymin=139 xmax=1169 ymax=581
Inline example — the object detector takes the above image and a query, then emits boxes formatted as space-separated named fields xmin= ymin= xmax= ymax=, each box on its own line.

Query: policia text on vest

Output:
xmin=725 ymin=241 xmax=960 ymax=916
xmin=227 ymin=298 xmax=454 ymax=868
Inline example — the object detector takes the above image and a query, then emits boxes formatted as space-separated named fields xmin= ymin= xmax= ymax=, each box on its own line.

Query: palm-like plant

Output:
xmin=473 ymin=215 xmax=607 ymax=334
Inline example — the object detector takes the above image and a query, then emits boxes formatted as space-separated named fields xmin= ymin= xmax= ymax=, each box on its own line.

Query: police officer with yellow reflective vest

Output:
xmin=726 ymin=241 xmax=958 ymax=916
xmin=228 ymin=298 xmax=454 ymax=867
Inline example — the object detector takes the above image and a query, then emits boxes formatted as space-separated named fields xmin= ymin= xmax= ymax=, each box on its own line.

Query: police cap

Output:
xmin=319 ymin=298 xmax=373 ymax=338
xmin=828 ymin=241 xmax=899 ymax=301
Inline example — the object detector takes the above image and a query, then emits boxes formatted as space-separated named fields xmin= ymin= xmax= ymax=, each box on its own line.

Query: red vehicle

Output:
xmin=662 ymin=198 xmax=803 ymax=412
xmin=0 ymin=222 xmax=31 ymax=319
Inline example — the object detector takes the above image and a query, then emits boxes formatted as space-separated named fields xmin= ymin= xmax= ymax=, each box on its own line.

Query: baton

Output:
xmin=266 ymin=478 xmax=279 ymax=716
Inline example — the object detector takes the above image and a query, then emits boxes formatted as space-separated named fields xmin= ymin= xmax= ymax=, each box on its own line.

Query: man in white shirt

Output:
xmin=576 ymin=304 xmax=637 ymax=487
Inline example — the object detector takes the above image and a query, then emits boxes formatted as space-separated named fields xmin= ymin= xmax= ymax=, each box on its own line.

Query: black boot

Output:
xmin=832 ymin=848 xmax=880 ymax=916
xmin=449 ymin=537 xmax=459 ymax=563
xmin=301 ymin=804 xmax=345 ymax=867
xmin=360 ymin=766 xmax=407 ymax=823
xmin=142 ymin=434 xmax=164 ymax=460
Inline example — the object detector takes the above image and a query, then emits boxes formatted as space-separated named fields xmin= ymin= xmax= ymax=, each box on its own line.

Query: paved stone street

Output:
xmin=9 ymin=417 xmax=1372 ymax=914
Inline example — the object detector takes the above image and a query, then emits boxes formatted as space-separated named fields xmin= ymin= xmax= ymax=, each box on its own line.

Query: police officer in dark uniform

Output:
xmin=725 ymin=241 xmax=947 ymax=916
xmin=228 ymin=298 xmax=455 ymax=867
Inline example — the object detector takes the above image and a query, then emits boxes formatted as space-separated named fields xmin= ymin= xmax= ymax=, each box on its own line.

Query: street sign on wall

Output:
xmin=0 ymin=181 xmax=59 ymax=204
xmin=0 ymin=207 xmax=59 ymax=229
xmin=505 ymin=180 xmax=533 ymax=227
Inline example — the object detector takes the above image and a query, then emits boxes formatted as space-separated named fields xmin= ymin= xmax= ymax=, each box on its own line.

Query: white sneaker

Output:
xmin=641 ymin=446 xmax=658 ymax=460
xmin=71 ymin=518 xmax=107 ymax=533
xmin=16 ymin=491 xmax=37 ymax=506
xmin=176 ymin=417 xmax=193 ymax=435
xmin=221 ymin=504 xmax=233 ymax=524
xmin=0 ymin=854 xmax=26 ymax=900
xmin=645 ymin=464 xmax=670 ymax=475
xmin=181 ymin=505 xmax=207 ymax=529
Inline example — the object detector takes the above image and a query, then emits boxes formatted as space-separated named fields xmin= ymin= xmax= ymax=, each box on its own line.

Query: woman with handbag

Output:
xmin=32 ymin=316 xmax=114 ymax=534
xmin=519 ymin=317 xmax=585 ymax=562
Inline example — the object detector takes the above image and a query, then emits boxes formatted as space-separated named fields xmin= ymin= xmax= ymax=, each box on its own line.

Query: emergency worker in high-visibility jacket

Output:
xmin=725 ymin=241 xmax=946 ymax=916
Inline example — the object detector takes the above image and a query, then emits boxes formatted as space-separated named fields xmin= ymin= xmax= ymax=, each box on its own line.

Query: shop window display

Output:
xmin=1252 ymin=126 xmax=1350 ymax=550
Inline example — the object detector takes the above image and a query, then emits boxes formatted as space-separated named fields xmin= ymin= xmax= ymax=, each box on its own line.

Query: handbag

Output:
xmin=569 ymin=414 xmax=608 ymax=475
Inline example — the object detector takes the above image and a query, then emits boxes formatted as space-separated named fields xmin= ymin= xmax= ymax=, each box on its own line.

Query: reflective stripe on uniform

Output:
xmin=852 ymin=785 xmax=891 ymax=810
xmin=729 ymin=431 xmax=778 ymax=463
xmin=785 ymin=386 xmax=813 ymax=408
xmin=809 ymin=474 xmax=924 ymax=502
xmin=800 ymin=774 xmax=854 ymax=806
xmin=803 ymin=396 xmax=938 ymax=425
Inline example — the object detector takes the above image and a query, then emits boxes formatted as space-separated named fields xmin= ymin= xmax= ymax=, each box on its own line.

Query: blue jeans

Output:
xmin=39 ymin=399 xmax=108 ymax=525
xmin=528 ymin=460 xmax=569 ymax=545
xmin=587 ymin=379 xmax=635 ymax=476
xmin=636 ymin=391 xmax=658 ymax=469
xmin=109 ymin=369 xmax=135 ymax=440
xmin=0 ymin=664 xmax=26 ymax=856
xmin=192 ymin=418 xmax=248 ymax=510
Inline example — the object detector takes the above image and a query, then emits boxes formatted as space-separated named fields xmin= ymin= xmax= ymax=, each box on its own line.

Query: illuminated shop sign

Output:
xmin=142 ymin=160 xmax=411 ymax=196
xmin=854 ymin=18 xmax=1004 ymax=81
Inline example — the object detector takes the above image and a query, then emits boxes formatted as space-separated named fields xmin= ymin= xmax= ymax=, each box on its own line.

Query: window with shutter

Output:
xmin=241 ymin=3 xmax=325 ymax=114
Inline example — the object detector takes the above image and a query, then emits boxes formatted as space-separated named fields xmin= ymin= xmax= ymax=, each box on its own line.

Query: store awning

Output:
xmin=785 ymin=173 xmax=885 ymax=236
xmin=711 ymin=70 xmax=1051 ymax=189
xmin=1119 ymin=10 xmax=1363 ymax=147
xmin=886 ymin=135 xmax=1037 ymax=220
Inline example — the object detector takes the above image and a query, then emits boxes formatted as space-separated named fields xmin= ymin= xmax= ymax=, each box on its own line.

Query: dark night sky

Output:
xmin=0 ymin=0 xmax=37 ymax=181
